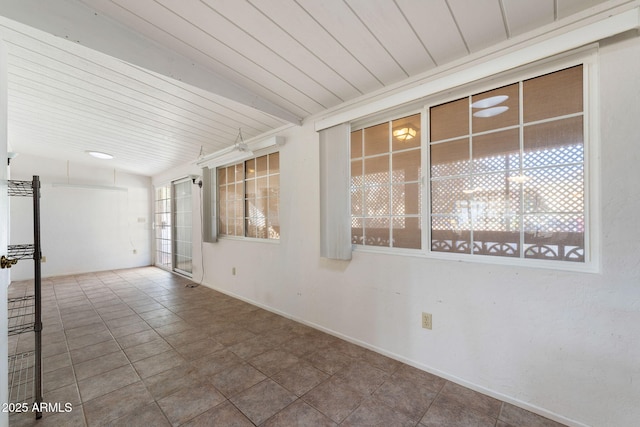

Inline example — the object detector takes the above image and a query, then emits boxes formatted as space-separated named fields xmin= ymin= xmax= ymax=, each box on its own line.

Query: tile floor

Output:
xmin=7 ymin=267 xmax=566 ymax=426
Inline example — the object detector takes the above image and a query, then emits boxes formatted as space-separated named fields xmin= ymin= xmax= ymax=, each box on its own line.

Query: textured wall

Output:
xmin=179 ymin=34 xmax=640 ymax=427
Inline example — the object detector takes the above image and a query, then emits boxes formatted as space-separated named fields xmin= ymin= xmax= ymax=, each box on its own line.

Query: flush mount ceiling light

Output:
xmin=472 ymin=95 xmax=509 ymax=118
xmin=473 ymin=106 xmax=509 ymax=118
xmin=86 ymin=151 xmax=114 ymax=160
xmin=471 ymin=95 xmax=509 ymax=109
xmin=392 ymin=126 xmax=417 ymax=142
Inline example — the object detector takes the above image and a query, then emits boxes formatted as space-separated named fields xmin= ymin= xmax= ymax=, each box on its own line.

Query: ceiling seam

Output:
xmin=342 ymin=0 xmax=410 ymax=78
xmin=0 ymin=26 xmax=284 ymax=131
xmin=444 ymin=0 xmax=471 ymax=55
xmin=392 ymin=0 xmax=438 ymax=67
xmin=246 ymin=0 xmax=363 ymax=97
xmin=8 ymin=51 xmax=257 ymax=138
xmin=499 ymin=0 xmax=512 ymax=39
xmin=8 ymin=70 xmax=222 ymax=144
xmin=106 ymin=0 xmax=315 ymax=116
xmin=293 ymin=0 xmax=385 ymax=88
xmin=194 ymin=0 xmax=342 ymax=106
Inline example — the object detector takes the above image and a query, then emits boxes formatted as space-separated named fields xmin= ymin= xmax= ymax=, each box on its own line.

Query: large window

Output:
xmin=350 ymin=63 xmax=590 ymax=266
xmin=430 ymin=65 xmax=584 ymax=262
xmin=351 ymin=114 xmax=421 ymax=249
xmin=218 ymin=152 xmax=280 ymax=240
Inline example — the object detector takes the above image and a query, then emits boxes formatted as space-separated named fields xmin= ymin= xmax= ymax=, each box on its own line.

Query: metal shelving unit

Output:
xmin=4 ymin=176 xmax=43 ymax=420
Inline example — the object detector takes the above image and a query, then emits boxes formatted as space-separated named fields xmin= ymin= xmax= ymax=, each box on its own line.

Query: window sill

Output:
xmin=352 ymin=245 xmax=599 ymax=274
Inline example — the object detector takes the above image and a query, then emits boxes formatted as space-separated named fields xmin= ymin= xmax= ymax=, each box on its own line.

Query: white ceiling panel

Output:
xmin=0 ymin=0 xmax=628 ymax=176
xmin=295 ymin=0 xmax=407 ymax=86
xmin=396 ymin=0 xmax=469 ymax=65
xmin=447 ymin=0 xmax=508 ymax=52
xmin=85 ymin=0 xmax=316 ymax=117
xmin=557 ymin=0 xmax=610 ymax=18
xmin=248 ymin=0 xmax=383 ymax=96
xmin=503 ymin=0 xmax=555 ymax=37
xmin=345 ymin=0 xmax=436 ymax=76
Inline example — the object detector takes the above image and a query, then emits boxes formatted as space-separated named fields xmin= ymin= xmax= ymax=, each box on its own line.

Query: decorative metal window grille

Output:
xmin=217 ymin=152 xmax=280 ymax=240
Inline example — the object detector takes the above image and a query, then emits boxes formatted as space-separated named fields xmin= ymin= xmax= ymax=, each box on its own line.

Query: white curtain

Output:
xmin=319 ymin=123 xmax=352 ymax=260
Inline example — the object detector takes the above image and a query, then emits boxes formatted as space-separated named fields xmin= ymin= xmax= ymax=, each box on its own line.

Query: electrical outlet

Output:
xmin=422 ymin=312 xmax=432 ymax=330
xmin=133 ymin=249 xmax=137 ymax=254
xmin=41 ymin=256 xmax=46 ymax=263
xmin=232 ymin=267 xmax=236 ymax=276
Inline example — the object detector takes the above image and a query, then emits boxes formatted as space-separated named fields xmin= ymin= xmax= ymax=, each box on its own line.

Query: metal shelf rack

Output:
xmin=5 ymin=176 xmax=43 ymax=420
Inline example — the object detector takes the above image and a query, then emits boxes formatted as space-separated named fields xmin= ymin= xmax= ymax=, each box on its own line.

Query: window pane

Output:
xmin=523 ymin=165 xmax=584 ymax=214
xmin=364 ymin=217 xmax=390 ymax=247
xmin=471 ymin=83 xmax=519 ymax=133
xmin=365 ymin=186 xmax=390 ymax=216
xmin=351 ymin=187 xmax=363 ymax=216
xmin=256 ymin=155 xmax=268 ymax=177
xmin=430 ymin=177 xmax=471 ymax=214
xmin=269 ymin=152 xmax=280 ymax=174
xmin=364 ymin=155 xmax=389 ymax=185
xmin=472 ymin=129 xmax=520 ymax=173
xmin=246 ymin=159 xmax=256 ymax=179
xmin=393 ymin=217 xmax=421 ymax=249
xmin=524 ymin=214 xmax=584 ymax=262
xmin=218 ymin=168 xmax=226 ymax=185
xmin=235 ymin=163 xmax=244 ymax=182
xmin=392 ymin=149 xmax=420 ymax=182
xmin=351 ymin=129 xmax=363 ymax=159
xmin=392 ymin=183 xmax=420 ymax=215
xmin=430 ymin=138 xmax=470 ymax=178
xmin=430 ymin=98 xmax=468 ymax=141
xmin=523 ymin=116 xmax=583 ymax=169
xmin=523 ymin=65 xmax=583 ymax=123
xmin=364 ymin=122 xmax=389 ymax=156
xmin=392 ymin=114 xmax=421 ymax=151
xmin=431 ymin=217 xmax=471 ymax=254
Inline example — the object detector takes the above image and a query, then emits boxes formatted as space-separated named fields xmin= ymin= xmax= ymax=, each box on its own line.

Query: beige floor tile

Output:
xmin=230 ymin=379 xmax=297 ymax=425
xmin=157 ymin=381 xmax=226 ymax=426
xmin=210 ymin=363 xmax=267 ymax=398
xmin=83 ymin=381 xmax=154 ymax=426
xmin=180 ymin=401 xmax=254 ymax=427
xmin=78 ymin=364 xmax=140 ymax=402
xmin=262 ymin=400 xmax=337 ymax=427
xmin=302 ymin=377 xmax=364 ymax=423
xmin=420 ymin=394 xmax=497 ymax=427
xmin=74 ymin=351 xmax=130 ymax=381
xmin=105 ymin=402 xmax=170 ymax=427
xmin=342 ymin=398 xmax=415 ymax=427
xmin=272 ymin=361 xmax=329 ymax=397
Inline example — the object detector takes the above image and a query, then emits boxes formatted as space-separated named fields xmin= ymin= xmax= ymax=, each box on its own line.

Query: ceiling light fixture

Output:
xmin=471 ymin=95 xmax=509 ymax=109
xmin=473 ymin=106 xmax=509 ymax=118
xmin=392 ymin=127 xmax=417 ymax=142
xmin=86 ymin=151 xmax=114 ymax=160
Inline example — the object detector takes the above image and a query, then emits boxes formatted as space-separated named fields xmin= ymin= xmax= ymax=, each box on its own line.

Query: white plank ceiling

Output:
xmin=0 ymin=0 xmax=615 ymax=176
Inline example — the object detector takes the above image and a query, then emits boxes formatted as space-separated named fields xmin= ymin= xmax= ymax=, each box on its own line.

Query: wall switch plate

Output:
xmin=422 ymin=312 xmax=432 ymax=330
xmin=232 ymin=267 xmax=236 ymax=276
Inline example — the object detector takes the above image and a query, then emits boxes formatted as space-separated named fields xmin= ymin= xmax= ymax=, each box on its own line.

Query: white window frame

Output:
xmin=351 ymin=48 xmax=600 ymax=273
xmin=214 ymin=146 xmax=281 ymax=244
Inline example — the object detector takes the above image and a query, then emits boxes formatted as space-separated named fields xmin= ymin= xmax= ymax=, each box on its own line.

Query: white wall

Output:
xmin=163 ymin=33 xmax=640 ymax=427
xmin=9 ymin=154 xmax=152 ymax=280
